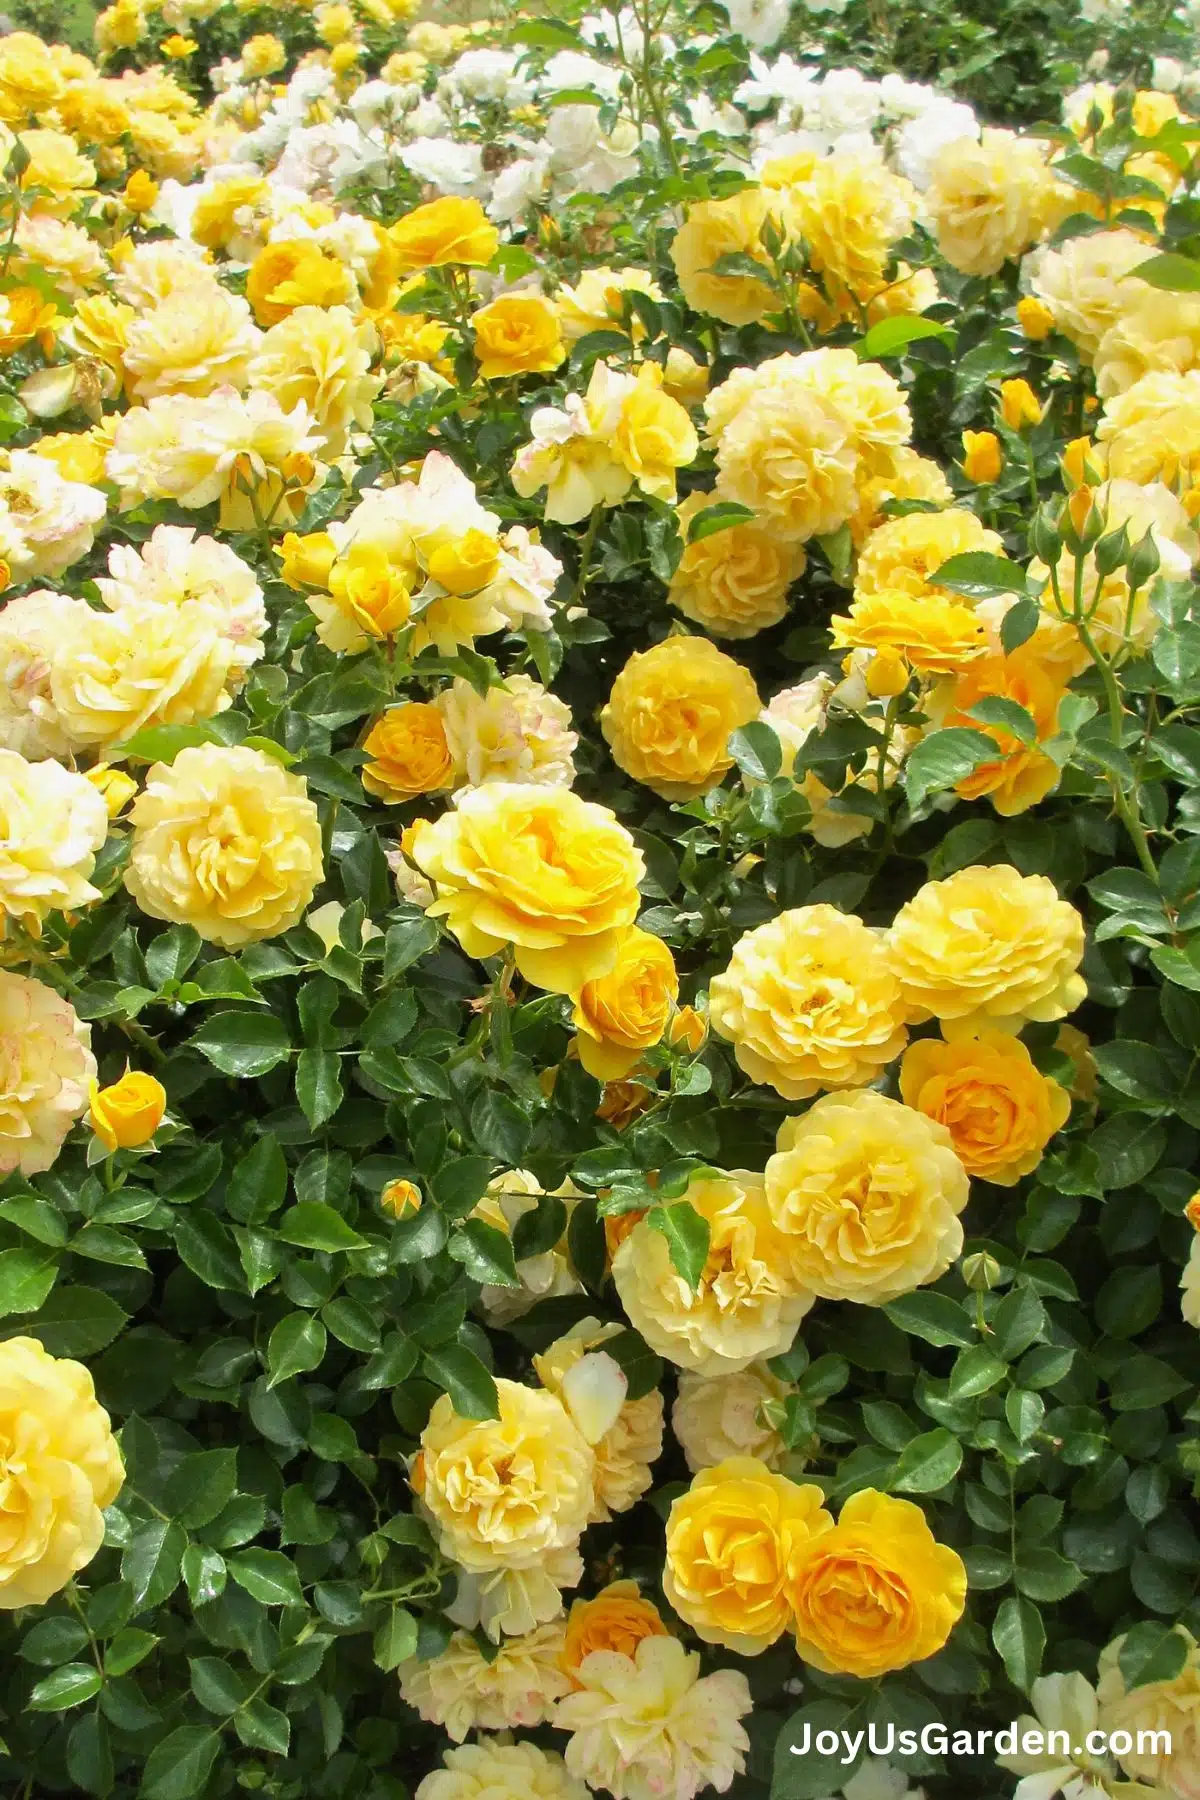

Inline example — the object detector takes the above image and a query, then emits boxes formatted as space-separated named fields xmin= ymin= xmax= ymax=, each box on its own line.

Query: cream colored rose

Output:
xmin=709 ymin=904 xmax=910 ymax=1100
xmin=1097 ymin=368 xmax=1200 ymax=485
xmin=764 ymin=1090 xmax=969 ymax=1304
xmin=1094 ymin=286 xmax=1200 ymax=397
xmin=447 ymin=1544 xmax=585 ymax=1643
xmin=670 ymin=188 xmax=778 ymax=325
xmin=399 ymin=1621 xmax=571 ymax=1743
xmin=672 ymin=1364 xmax=792 ymax=1474
xmin=612 ymin=1171 xmax=813 ymax=1376
xmin=927 ymin=129 xmax=1060 ymax=276
xmin=0 ymin=449 xmax=106 ymax=581
xmin=438 ymin=675 xmax=578 ymax=791
xmin=669 ymin=492 xmax=806 ymax=639
xmin=0 ymin=1335 xmax=124 ymax=1608
xmin=124 ymin=744 xmax=323 ymax=947
xmin=50 ymin=600 xmax=235 ymax=753
xmin=600 ymin=636 xmax=760 ymax=801
xmin=534 ymin=1317 xmax=664 ymax=1522
xmin=885 ymin=864 xmax=1087 ymax=1035
xmin=120 ymin=284 xmax=261 ymax=401
xmin=417 ymin=1742 xmax=589 ymax=1800
xmin=471 ymin=1169 xmax=584 ymax=1326
xmin=248 ymin=305 xmax=382 ymax=457
xmin=96 ymin=525 xmax=266 ymax=683
xmin=0 ymin=590 xmax=78 ymax=760
xmin=1027 ymin=227 xmax=1149 ymax=359
xmin=0 ymin=971 xmax=95 ymax=1175
xmin=1098 ymin=1628 xmax=1200 ymax=1799
xmin=416 ymin=1377 xmax=595 ymax=1573
xmin=0 ymin=752 xmax=108 ymax=936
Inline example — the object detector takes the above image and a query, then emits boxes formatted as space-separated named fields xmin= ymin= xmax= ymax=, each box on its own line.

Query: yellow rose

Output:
xmin=669 ymin=492 xmax=805 ymax=639
xmin=928 ymin=128 xmax=1059 ymax=276
xmin=49 ymin=602 xmax=235 ymax=754
xmin=600 ymin=637 xmax=759 ymax=801
xmin=0 ymin=971 xmax=94 ymax=1176
xmin=390 ymin=196 xmax=499 ymax=271
xmin=611 ymin=1170 xmax=814 ymax=1376
xmin=672 ymin=1364 xmax=792 ymax=1475
xmin=400 ymin=1621 xmax=571 ymax=1743
xmin=999 ymin=377 xmax=1044 ymax=431
xmin=0 ymin=286 xmax=58 ymax=359
xmin=191 ymin=175 xmax=269 ymax=251
xmin=361 ymin=704 xmax=455 ymax=804
xmin=709 ymin=904 xmax=910 ymax=1101
xmin=417 ymin=1741 xmax=586 ymax=1800
xmin=786 ymin=1490 xmax=967 ymax=1677
xmin=670 ymin=188 xmax=778 ymax=325
xmin=471 ymin=294 xmax=565 ymax=379
xmin=663 ymin=346 xmax=710 ymax=407
xmin=1132 ymin=89 xmax=1179 ymax=137
xmin=410 ymin=784 xmax=643 ymax=994
xmin=533 ymin=1317 xmax=663 ymax=1521
xmin=830 ymin=589 xmax=989 ymax=677
xmin=1097 ymin=369 xmax=1200 ymax=485
xmin=122 ymin=170 xmax=159 ymax=214
xmin=380 ymin=1178 xmax=422 ymax=1218
xmin=554 ymin=267 xmax=665 ymax=344
xmin=279 ymin=530 xmax=337 ymax=591
xmin=961 ymin=429 xmax=1002 ymax=483
xmin=1017 ymin=296 xmax=1056 ymax=341
xmin=88 ymin=1068 xmax=166 ymax=1151
xmin=932 ymin=646 xmax=1066 ymax=815
xmin=764 ymin=1090 xmax=969 ymax=1304
xmin=899 ymin=1030 xmax=1071 ymax=1185
xmin=0 ymin=1335 xmax=124 ymax=1608
xmin=246 ymin=241 xmax=353 ymax=327
xmin=0 ymin=750 xmax=108 ymax=936
xmin=561 ymin=1581 xmax=669 ymax=1679
xmin=668 ymin=1005 xmax=708 ymax=1053
xmin=426 ymin=529 xmax=501 ymax=597
xmin=121 ymin=286 xmax=259 ymax=403
xmin=249 ymin=306 xmax=382 ymax=459
xmin=785 ymin=152 xmax=916 ymax=302
xmin=1028 ymin=228 xmax=1149 ymax=359
xmin=611 ymin=363 xmax=698 ymax=504
xmin=125 ymin=745 xmax=323 ymax=948
xmin=17 ymin=130 xmax=95 ymax=219
xmin=855 ymin=507 xmax=1006 ymax=602
xmin=664 ymin=1457 xmax=832 ymax=1655
xmin=311 ymin=544 xmax=412 ymax=652
xmin=242 ymin=33 xmax=286 ymax=76
xmin=416 ymin=1377 xmax=594 ymax=1572
xmin=570 ymin=924 xmax=678 ymax=1080
xmin=1097 ymin=1628 xmax=1200 ymax=1798
xmin=885 ymin=864 xmax=1087 ymax=1035
xmin=85 ymin=764 xmax=137 ymax=819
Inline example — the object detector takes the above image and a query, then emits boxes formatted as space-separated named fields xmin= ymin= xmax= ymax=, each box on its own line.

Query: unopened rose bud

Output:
xmin=1016 ymin=297 xmax=1055 ymax=342
xmin=1061 ymin=437 xmax=1097 ymax=489
xmin=668 ymin=1006 xmax=708 ymax=1053
xmin=86 ymin=763 xmax=137 ymax=818
xmin=961 ymin=429 xmax=1002 ymax=485
xmin=962 ymin=1251 xmax=1004 ymax=1292
xmin=999 ymin=378 xmax=1044 ymax=432
xmin=88 ymin=1069 xmax=166 ymax=1152
xmin=1063 ymin=484 xmax=1103 ymax=550
xmin=1186 ymin=1191 xmax=1200 ymax=1233
xmin=381 ymin=1179 xmax=422 ymax=1220
xmin=282 ymin=451 xmax=316 ymax=488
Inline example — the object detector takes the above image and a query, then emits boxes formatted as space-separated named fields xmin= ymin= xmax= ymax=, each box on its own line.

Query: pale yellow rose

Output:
xmin=665 ymin=1456 xmax=832 ymax=1655
xmin=120 ymin=286 xmax=260 ymax=401
xmin=0 ymin=971 xmax=95 ymax=1176
xmin=927 ymin=128 xmax=1060 ymax=276
xmin=49 ymin=600 xmax=235 ymax=753
xmin=786 ymin=1490 xmax=967 ymax=1677
xmin=0 ymin=1336 xmax=123 ymax=1608
xmin=415 ymin=1377 xmax=595 ymax=1573
xmin=1097 ymin=1629 xmax=1200 ymax=1800
xmin=785 ymin=151 xmax=917 ymax=302
xmin=600 ymin=636 xmax=759 ymax=801
xmin=124 ymin=744 xmax=323 ymax=947
xmin=570 ymin=924 xmax=678 ymax=1080
xmin=610 ymin=363 xmax=698 ymax=505
xmin=885 ymin=864 xmax=1087 ymax=1035
xmin=554 ymin=267 xmax=665 ymax=343
xmin=471 ymin=1169 xmax=584 ymax=1326
xmin=416 ymin=1742 xmax=588 ymax=1800
xmin=670 ymin=187 xmax=778 ymax=325
xmin=1094 ymin=286 xmax=1200 ymax=398
xmin=1097 ymin=368 xmax=1200 ymax=486
xmin=410 ymin=784 xmax=643 ymax=995
xmin=672 ymin=1364 xmax=793 ymax=1475
xmin=669 ymin=492 xmax=806 ymax=639
xmin=437 ymin=675 xmax=578 ymax=791
xmin=248 ymin=306 xmax=382 ymax=458
xmin=854 ymin=507 xmax=1006 ymax=602
xmin=764 ymin=1089 xmax=969 ymax=1303
xmin=1027 ymin=228 xmax=1153 ymax=360
xmin=899 ymin=1030 xmax=1072 ymax=1185
xmin=0 ymin=751 xmax=108 ymax=936
xmin=399 ymin=1621 xmax=571 ymax=1743
xmin=612 ymin=1170 xmax=814 ymax=1376
xmin=534 ymin=1317 xmax=663 ymax=1521
xmin=709 ymin=904 xmax=910 ymax=1100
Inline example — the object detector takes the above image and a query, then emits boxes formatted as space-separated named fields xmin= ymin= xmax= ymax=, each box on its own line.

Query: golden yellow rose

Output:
xmin=361 ymin=704 xmax=455 ymax=804
xmin=279 ymin=530 xmax=337 ymax=592
xmin=600 ymin=637 xmax=759 ymax=802
xmin=1000 ymin=377 xmax=1044 ymax=431
xmin=561 ymin=1581 xmax=669 ymax=1679
xmin=415 ymin=1378 xmax=594 ymax=1572
xmin=471 ymin=294 xmax=565 ymax=380
xmin=246 ymin=241 xmax=353 ymax=326
xmin=88 ymin=1068 xmax=166 ymax=1151
xmin=855 ymin=507 xmax=1005 ymax=602
xmin=830 ymin=589 xmax=989 ymax=678
xmin=785 ymin=152 xmax=916 ymax=303
xmin=669 ymin=492 xmax=805 ymax=640
xmin=410 ymin=784 xmax=643 ymax=995
xmin=390 ymin=196 xmax=499 ymax=271
xmin=85 ymin=764 xmax=138 ymax=819
xmin=885 ymin=864 xmax=1087 ymax=1035
xmin=764 ymin=1090 xmax=968 ymax=1304
xmin=611 ymin=364 xmax=698 ymax=505
xmin=899 ymin=1030 xmax=1071 ymax=1185
xmin=1097 ymin=1627 xmax=1200 ymax=1797
xmin=191 ymin=174 xmax=268 ymax=250
xmin=0 ymin=1335 xmax=124 ymax=1608
xmin=933 ymin=646 xmax=1065 ymax=816
xmin=786 ymin=1490 xmax=967 ymax=1677
xmin=611 ymin=1170 xmax=814 ymax=1376
xmin=664 ymin=1457 xmax=832 ymax=1655
xmin=124 ymin=744 xmax=323 ymax=948
xmin=426 ymin=529 xmax=501 ymax=597
xmin=310 ymin=544 xmax=412 ymax=653
xmin=961 ymin=429 xmax=1002 ymax=483
xmin=670 ymin=188 xmax=778 ymax=326
xmin=709 ymin=904 xmax=910 ymax=1101
xmin=570 ymin=924 xmax=678 ymax=1080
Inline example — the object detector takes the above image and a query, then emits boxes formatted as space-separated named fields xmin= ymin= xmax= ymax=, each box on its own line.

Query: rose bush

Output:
xmin=0 ymin=2 xmax=1198 ymax=1800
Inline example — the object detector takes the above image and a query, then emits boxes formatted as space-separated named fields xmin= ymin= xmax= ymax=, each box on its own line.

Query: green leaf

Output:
xmin=373 ymin=1605 xmax=418 ymax=1672
xmin=277 ymin=1202 xmax=367 ymax=1253
xmin=164 ymin=1448 xmax=238 ymax=1530
xmin=122 ymin=1519 xmax=186 ymax=1611
xmin=140 ymin=1726 xmax=220 ymax=1800
xmin=728 ymin=720 xmax=783 ymax=783
xmin=645 ymin=1200 xmax=710 ymax=1290
xmin=1014 ymin=1549 xmax=1084 ymax=1602
xmin=1001 ymin=597 xmax=1040 ymax=653
xmin=188 ymin=1011 xmax=291 ymax=1078
xmin=966 ymin=697 xmax=1038 ymax=744
xmin=1110 ymin=1353 xmax=1189 ymax=1412
xmin=182 ymin=1544 xmax=226 ymax=1607
xmin=992 ymin=1594 xmax=1045 ymax=1691
xmin=1131 ymin=250 xmax=1200 ymax=291
xmin=905 ymin=728 xmax=998 ymax=809
xmin=449 ymin=1218 xmax=520 ymax=1288
xmin=20 ymin=1618 xmax=89 ymax=1664
xmin=144 ymin=924 xmax=203 ymax=988
xmin=236 ymin=1698 xmax=290 ymax=1755
xmin=15 ymin=1286 xmax=127 ymax=1356
xmin=189 ymin=1656 xmax=250 ymax=1714
xmin=226 ymin=1135 xmax=289 ymax=1225
xmin=228 ymin=1548 xmax=305 ymax=1608
xmin=859 ymin=314 xmax=953 ymax=357
xmin=421 ymin=1344 xmax=499 ymax=1420
xmin=383 ymin=916 xmax=440 ymax=980
xmin=685 ymin=500 xmax=756 ymax=542
xmin=884 ymin=1292 xmax=975 ymax=1348
xmin=28 ymin=1664 xmax=102 ymax=1711
xmin=267 ymin=1312 xmax=328 ymax=1386
xmin=932 ymin=552 xmax=1028 ymax=600
xmin=174 ymin=1212 xmax=244 ymax=1292
xmin=296 ymin=1048 xmax=343 ymax=1129
xmin=948 ymin=1344 xmax=1007 ymax=1400
xmin=0 ymin=1248 xmax=56 ymax=1317
xmin=1118 ymin=1621 xmax=1190 ymax=1689
xmin=470 ymin=1090 xmax=531 ymax=1164
xmin=431 ymin=1156 xmax=493 ymax=1218
xmin=103 ymin=1629 xmax=157 ymax=1678
xmin=0 ymin=1194 xmax=66 ymax=1248
xmin=890 ymin=1428 xmax=963 ymax=1493
xmin=107 ymin=721 xmax=233 ymax=764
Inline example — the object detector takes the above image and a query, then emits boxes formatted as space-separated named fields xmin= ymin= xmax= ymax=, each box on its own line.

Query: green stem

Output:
xmin=569 ymin=505 xmax=603 ymax=610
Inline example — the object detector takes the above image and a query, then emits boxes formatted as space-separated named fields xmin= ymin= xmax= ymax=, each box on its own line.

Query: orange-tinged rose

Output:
xmin=786 ymin=1489 xmax=966 ymax=1677
xmin=961 ymin=429 xmax=1002 ymax=484
xmin=668 ymin=1005 xmax=708 ymax=1052
xmin=603 ymin=1207 xmax=645 ymax=1261
xmin=561 ymin=1580 xmax=669 ymax=1681
xmin=471 ymin=293 xmax=564 ymax=380
xmin=390 ymin=196 xmax=499 ymax=271
xmin=899 ymin=1029 xmax=1071 ymax=1185
xmin=665 ymin=1456 xmax=833 ymax=1655
xmin=381 ymin=1178 xmax=422 ymax=1218
xmin=830 ymin=589 xmax=989 ymax=677
xmin=246 ymin=241 xmax=351 ymax=326
xmin=362 ymin=704 xmax=454 ymax=803
xmin=88 ymin=1069 xmax=166 ymax=1151
xmin=935 ymin=646 xmax=1066 ymax=816
xmin=570 ymin=924 xmax=678 ymax=1080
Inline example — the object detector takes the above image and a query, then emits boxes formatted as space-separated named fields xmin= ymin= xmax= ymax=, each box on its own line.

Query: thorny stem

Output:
xmin=569 ymin=504 xmax=604 ymax=610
